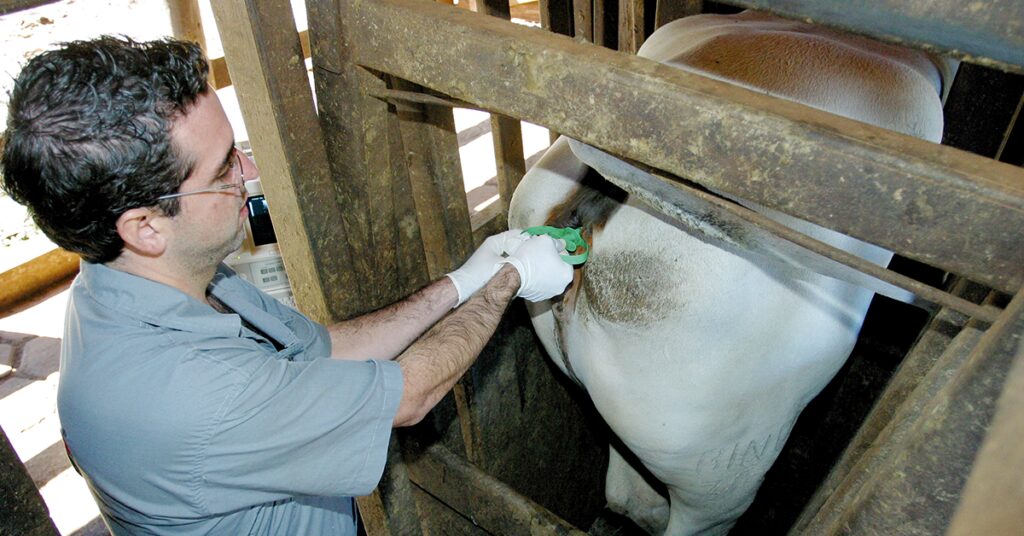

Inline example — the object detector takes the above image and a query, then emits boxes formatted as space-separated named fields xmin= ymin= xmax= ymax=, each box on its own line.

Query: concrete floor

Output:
xmin=1 ymin=289 xmax=109 ymax=536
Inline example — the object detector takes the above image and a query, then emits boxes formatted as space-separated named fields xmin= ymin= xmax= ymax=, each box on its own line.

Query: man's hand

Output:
xmin=501 ymin=234 xmax=573 ymax=301
xmin=446 ymin=229 xmax=529 ymax=307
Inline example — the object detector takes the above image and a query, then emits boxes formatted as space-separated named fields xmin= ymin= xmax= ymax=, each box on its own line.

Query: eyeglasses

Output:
xmin=157 ymin=148 xmax=249 ymax=201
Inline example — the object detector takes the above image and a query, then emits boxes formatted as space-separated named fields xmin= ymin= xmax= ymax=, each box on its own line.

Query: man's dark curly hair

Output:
xmin=1 ymin=36 xmax=210 ymax=263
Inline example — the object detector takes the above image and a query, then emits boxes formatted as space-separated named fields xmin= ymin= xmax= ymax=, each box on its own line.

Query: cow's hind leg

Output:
xmin=605 ymin=441 xmax=670 ymax=534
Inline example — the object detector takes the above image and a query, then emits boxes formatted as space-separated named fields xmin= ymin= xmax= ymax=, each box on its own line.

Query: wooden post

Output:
xmin=618 ymin=0 xmax=644 ymax=54
xmin=947 ymin=312 xmax=1024 ymax=534
xmin=593 ymin=0 xmax=609 ymax=47
xmin=167 ymin=0 xmax=218 ymax=88
xmin=0 ymin=249 xmax=78 ymax=319
xmin=571 ymin=0 xmax=593 ymax=42
xmin=481 ymin=0 xmax=529 ymax=217
xmin=304 ymin=0 xmax=431 ymax=315
xmin=209 ymin=0 xmax=355 ymax=323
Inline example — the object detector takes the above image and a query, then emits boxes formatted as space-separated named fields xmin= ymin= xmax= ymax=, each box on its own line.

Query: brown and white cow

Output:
xmin=508 ymin=10 xmax=953 ymax=535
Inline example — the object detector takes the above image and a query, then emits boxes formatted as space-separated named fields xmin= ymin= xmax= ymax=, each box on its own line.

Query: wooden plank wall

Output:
xmin=207 ymin=0 xmax=1024 ymax=533
xmin=338 ymin=0 xmax=1024 ymax=295
xmin=213 ymin=2 xmax=608 ymax=534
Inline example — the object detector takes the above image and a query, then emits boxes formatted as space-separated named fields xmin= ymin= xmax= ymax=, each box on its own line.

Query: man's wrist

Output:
xmin=482 ymin=264 xmax=520 ymax=303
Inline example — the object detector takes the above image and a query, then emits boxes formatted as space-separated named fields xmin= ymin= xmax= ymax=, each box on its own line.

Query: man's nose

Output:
xmin=240 ymin=152 xmax=260 ymax=182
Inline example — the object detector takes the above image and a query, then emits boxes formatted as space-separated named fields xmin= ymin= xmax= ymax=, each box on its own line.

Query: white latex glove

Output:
xmin=446 ymin=229 xmax=529 ymax=306
xmin=501 ymin=234 xmax=573 ymax=302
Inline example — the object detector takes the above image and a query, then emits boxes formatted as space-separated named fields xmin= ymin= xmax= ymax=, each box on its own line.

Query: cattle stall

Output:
xmin=209 ymin=0 xmax=1023 ymax=534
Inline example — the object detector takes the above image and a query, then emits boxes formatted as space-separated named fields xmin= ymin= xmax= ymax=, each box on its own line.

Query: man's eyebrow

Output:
xmin=210 ymin=143 xmax=236 ymax=181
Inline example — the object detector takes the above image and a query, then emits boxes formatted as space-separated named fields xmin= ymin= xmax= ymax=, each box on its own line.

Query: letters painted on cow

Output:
xmin=508 ymin=10 xmax=951 ymax=536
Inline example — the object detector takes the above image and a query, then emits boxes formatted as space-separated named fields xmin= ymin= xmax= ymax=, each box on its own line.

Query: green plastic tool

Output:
xmin=522 ymin=226 xmax=589 ymax=265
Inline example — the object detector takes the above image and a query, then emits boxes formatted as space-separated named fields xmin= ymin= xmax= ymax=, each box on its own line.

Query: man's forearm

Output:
xmin=392 ymin=265 xmax=520 ymax=426
xmin=328 ymin=276 xmax=459 ymax=360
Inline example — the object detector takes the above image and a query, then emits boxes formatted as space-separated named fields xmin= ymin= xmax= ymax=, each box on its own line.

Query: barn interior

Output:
xmin=1 ymin=0 xmax=1022 ymax=535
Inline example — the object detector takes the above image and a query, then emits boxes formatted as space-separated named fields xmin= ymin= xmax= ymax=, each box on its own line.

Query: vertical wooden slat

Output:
xmin=167 ymin=0 xmax=219 ymax=89
xmin=572 ymin=0 xmax=593 ymax=42
xmin=209 ymin=0 xmax=344 ymax=324
xmin=390 ymin=79 xmax=473 ymax=280
xmin=490 ymin=114 xmax=527 ymax=215
xmin=593 ymin=0 xmax=608 ymax=47
xmin=655 ymin=0 xmax=702 ymax=28
xmin=618 ymin=0 xmax=644 ymax=54
xmin=305 ymin=0 xmax=429 ymax=315
xmin=540 ymin=0 xmax=575 ymax=143
xmin=382 ymin=85 xmax=433 ymax=294
xmin=481 ymin=0 xmax=529 ymax=218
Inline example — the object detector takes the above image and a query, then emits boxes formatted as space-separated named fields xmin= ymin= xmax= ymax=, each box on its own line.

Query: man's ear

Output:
xmin=116 ymin=207 xmax=168 ymax=257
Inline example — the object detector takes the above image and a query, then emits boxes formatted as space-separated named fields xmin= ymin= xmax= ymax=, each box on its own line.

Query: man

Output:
xmin=1 ymin=37 xmax=572 ymax=534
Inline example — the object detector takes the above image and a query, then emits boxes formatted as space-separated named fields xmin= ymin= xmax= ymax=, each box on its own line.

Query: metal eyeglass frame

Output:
xmin=156 ymin=148 xmax=248 ymax=201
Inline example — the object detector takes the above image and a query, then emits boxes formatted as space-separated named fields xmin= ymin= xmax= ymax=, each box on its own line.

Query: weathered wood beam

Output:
xmin=405 ymin=442 xmax=587 ymax=535
xmin=0 ymin=249 xmax=78 ymax=319
xmin=167 ymin=0 xmax=212 ymax=87
xmin=571 ymin=143 xmax=1002 ymax=323
xmin=800 ymin=288 xmax=1024 ymax=535
xmin=0 ymin=0 xmax=58 ymax=15
xmin=792 ymin=279 xmax=990 ymax=533
xmin=722 ymin=0 xmax=1024 ymax=74
xmin=208 ymin=30 xmax=309 ymax=91
xmin=210 ymin=0 xmax=344 ymax=323
xmin=339 ymin=0 xmax=1024 ymax=293
xmin=947 ymin=307 xmax=1024 ymax=535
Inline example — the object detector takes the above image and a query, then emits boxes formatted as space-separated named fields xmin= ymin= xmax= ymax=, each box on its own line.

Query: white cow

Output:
xmin=508 ymin=10 xmax=952 ymax=535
